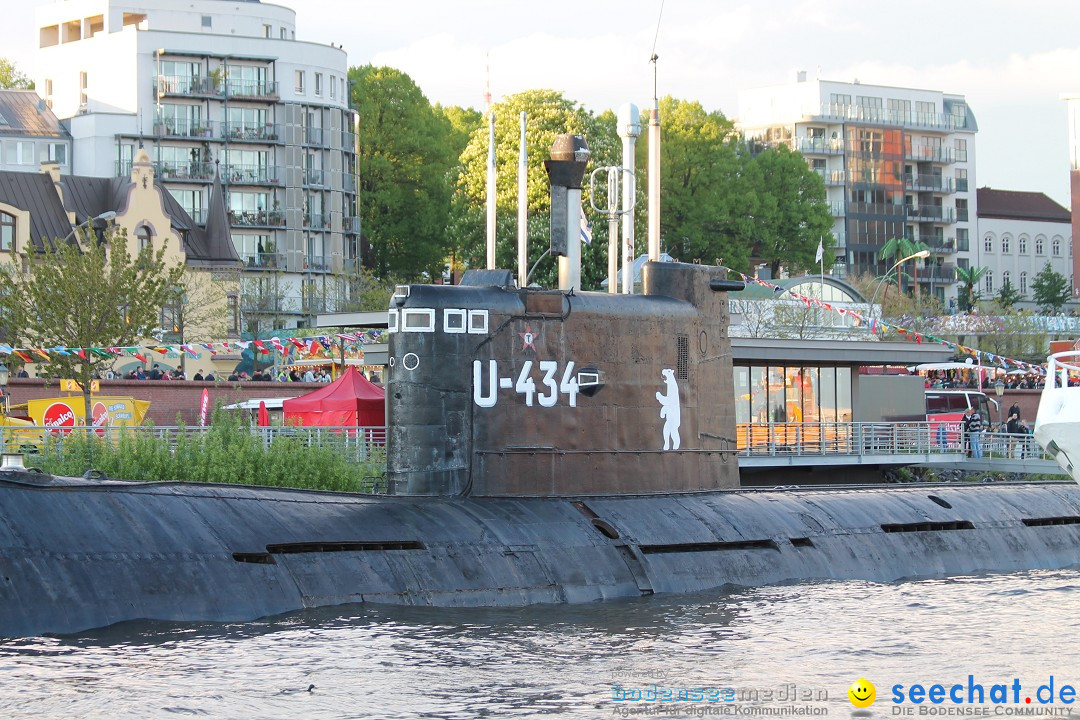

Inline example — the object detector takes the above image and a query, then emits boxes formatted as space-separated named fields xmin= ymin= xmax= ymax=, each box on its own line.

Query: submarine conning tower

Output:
xmin=386 ymin=261 xmax=742 ymax=496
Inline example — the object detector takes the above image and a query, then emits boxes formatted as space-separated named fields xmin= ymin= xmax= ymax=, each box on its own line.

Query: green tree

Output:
xmin=0 ymin=58 xmax=33 ymax=90
xmin=995 ymin=277 xmax=1022 ymax=311
xmin=0 ymin=225 xmax=184 ymax=422
xmin=351 ymin=65 xmax=454 ymax=280
xmin=955 ymin=265 xmax=988 ymax=312
xmin=646 ymin=97 xmax=755 ymax=272
xmin=878 ymin=237 xmax=927 ymax=294
xmin=1031 ymin=261 xmax=1071 ymax=313
xmin=749 ymin=144 xmax=834 ymax=277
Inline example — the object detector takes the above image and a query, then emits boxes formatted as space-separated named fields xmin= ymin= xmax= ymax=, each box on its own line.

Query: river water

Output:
xmin=1 ymin=569 xmax=1079 ymax=719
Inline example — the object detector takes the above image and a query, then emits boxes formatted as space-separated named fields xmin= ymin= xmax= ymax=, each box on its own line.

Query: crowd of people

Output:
xmin=81 ymin=363 xmax=376 ymax=384
xmin=924 ymin=371 xmax=1047 ymax=390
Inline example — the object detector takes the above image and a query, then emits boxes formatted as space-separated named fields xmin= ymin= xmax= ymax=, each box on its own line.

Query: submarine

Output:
xmin=2 ymin=137 xmax=1080 ymax=638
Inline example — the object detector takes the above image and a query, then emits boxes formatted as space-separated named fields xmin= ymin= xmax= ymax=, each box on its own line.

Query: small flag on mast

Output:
xmin=815 ymin=237 xmax=824 ymax=264
xmin=580 ymin=208 xmax=593 ymax=246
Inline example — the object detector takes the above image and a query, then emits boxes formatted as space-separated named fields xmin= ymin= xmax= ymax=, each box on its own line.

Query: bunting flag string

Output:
xmin=735 ymin=272 xmax=1046 ymax=374
xmin=0 ymin=330 xmax=386 ymax=366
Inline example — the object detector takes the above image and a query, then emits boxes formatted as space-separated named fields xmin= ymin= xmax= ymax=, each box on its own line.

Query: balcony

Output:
xmin=343 ymin=172 xmax=357 ymax=193
xmin=303 ymin=213 xmax=330 ymax=230
xmin=903 ymin=174 xmax=954 ymax=192
xmin=304 ymin=127 xmax=324 ymax=146
xmin=830 ymin=201 xmax=846 ymax=217
xmin=301 ymin=296 xmax=330 ymax=313
xmin=224 ymin=79 xmax=279 ymax=101
xmin=154 ymin=119 xmax=216 ymax=140
xmin=343 ymin=216 xmax=361 ymax=234
xmin=915 ymin=265 xmax=958 ymax=283
xmin=812 ymin=103 xmax=969 ymax=131
xmin=241 ymin=252 xmax=285 ymax=270
xmin=304 ymin=167 xmax=326 ymax=187
xmin=813 ymin=168 xmax=846 ymax=186
xmin=922 ymin=238 xmax=957 ymax=255
xmin=905 ymin=145 xmax=955 ymax=164
xmin=155 ymin=75 xmax=218 ymax=98
xmin=227 ymin=209 xmax=286 ymax=228
xmin=341 ymin=256 xmax=363 ymax=274
xmin=847 ymin=202 xmax=906 ymax=218
xmin=342 ymin=130 xmax=356 ymax=150
xmin=791 ymin=137 xmax=845 ymax=155
xmin=222 ymin=123 xmax=281 ymax=143
xmin=906 ymin=205 xmax=955 ymax=223
xmin=303 ymin=255 xmax=333 ymax=272
xmin=223 ymin=164 xmax=281 ymax=186
xmin=155 ymin=161 xmax=215 ymax=182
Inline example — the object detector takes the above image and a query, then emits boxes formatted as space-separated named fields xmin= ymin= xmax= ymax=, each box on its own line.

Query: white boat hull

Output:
xmin=1034 ymin=352 xmax=1080 ymax=483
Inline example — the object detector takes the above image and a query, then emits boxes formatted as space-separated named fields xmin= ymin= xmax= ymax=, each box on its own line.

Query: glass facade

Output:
xmin=734 ymin=365 xmax=852 ymax=449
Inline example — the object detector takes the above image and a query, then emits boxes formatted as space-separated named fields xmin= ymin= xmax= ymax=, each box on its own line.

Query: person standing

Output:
xmin=963 ymin=405 xmax=984 ymax=459
xmin=1006 ymin=402 xmax=1022 ymax=458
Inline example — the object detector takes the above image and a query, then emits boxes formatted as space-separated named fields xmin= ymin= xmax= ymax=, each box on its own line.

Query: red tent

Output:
xmin=282 ymin=367 xmax=385 ymax=427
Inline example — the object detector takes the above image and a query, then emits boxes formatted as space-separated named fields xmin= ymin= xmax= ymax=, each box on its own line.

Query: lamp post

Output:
xmin=868 ymin=249 xmax=931 ymax=335
xmin=62 ymin=210 xmax=117 ymax=244
xmin=0 ymin=362 xmax=9 ymax=416
xmin=994 ymin=378 xmax=1005 ymax=426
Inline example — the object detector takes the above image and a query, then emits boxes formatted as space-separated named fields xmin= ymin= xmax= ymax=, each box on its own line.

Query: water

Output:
xmin=2 ymin=570 xmax=1079 ymax=719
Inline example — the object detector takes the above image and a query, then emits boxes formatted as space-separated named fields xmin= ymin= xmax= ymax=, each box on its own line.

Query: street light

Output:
xmin=0 ymin=362 xmax=8 ymax=416
xmin=61 ymin=211 xmax=117 ymax=244
xmin=994 ymin=378 xmax=1005 ymax=426
xmin=868 ymin=249 xmax=931 ymax=335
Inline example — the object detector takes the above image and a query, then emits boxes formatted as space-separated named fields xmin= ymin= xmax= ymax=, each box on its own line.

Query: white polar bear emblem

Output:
xmin=656 ymin=368 xmax=681 ymax=451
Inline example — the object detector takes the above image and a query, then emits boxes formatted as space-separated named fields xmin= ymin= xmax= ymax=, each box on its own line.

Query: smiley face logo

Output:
xmin=848 ymin=678 xmax=876 ymax=708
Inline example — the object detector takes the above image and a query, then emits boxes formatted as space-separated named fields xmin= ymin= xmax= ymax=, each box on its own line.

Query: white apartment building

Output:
xmin=975 ymin=187 xmax=1074 ymax=311
xmin=738 ymin=75 xmax=978 ymax=305
xmin=34 ymin=0 xmax=359 ymax=332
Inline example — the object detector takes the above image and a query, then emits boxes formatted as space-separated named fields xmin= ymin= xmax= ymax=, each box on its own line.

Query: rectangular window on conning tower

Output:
xmin=677 ymin=335 xmax=689 ymax=379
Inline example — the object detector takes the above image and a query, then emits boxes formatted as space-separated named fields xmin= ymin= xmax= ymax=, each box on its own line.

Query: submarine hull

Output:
xmin=3 ymin=471 xmax=1080 ymax=637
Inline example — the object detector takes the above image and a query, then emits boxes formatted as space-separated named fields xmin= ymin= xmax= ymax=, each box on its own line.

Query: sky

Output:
xmin=7 ymin=0 xmax=1080 ymax=208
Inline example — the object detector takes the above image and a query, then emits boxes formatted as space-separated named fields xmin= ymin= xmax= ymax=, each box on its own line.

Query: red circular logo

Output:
xmin=42 ymin=402 xmax=77 ymax=434
xmin=92 ymin=402 xmax=109 ymax=436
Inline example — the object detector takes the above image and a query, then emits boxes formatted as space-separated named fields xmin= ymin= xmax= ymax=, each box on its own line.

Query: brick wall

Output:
xmin=7 ymin=378 xmax=327 ymax=425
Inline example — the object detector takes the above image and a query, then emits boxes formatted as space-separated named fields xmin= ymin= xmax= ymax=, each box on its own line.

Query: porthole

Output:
xmin=402 ymin=352 xmax=420 ymax=370
xmin=444 ymin=308 xmax=466 ymax=334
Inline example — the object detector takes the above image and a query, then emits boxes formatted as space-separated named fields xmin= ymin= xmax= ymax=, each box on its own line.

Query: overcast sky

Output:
xmin=9 ymin=0 xmax=1080 ymax=207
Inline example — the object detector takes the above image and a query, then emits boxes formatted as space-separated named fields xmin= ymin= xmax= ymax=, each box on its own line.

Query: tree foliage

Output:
xmin=351 ymin=65 xmax=455 ymax=281
xmin=955 ymin=265 xmax=988 ymax=312
xmin=0 ymin=225 xmax=184 ymax=420
xmin=0 ymin=58 xmax=33 ymax=90
xmin=994 ymin=277 xmax=1022 ymax=311
xmin=1032 ymin=261 xmax=1072 ymax=313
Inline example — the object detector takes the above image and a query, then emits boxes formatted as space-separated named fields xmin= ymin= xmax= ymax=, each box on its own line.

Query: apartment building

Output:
xmin=0 ymin=90 xmax=71 ymax=175
xmin=738 ymin=75 xmax=977 ymax=304
xmin=34 ymin=0 xmax=359 ymax=332
xmin=1064 ymin=93 xmax=1080 ymax=297
xmin=975 ymin=187 xmax=1073 ymax=311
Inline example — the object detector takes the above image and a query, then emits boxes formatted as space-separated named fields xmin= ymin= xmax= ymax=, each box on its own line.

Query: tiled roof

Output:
xmin=976 ymin=187 xmax=1071 ymax=222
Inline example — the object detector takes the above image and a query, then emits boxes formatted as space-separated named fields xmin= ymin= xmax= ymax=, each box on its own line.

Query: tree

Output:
xmin=878 ymin=237 xmax=927 ymax=295
xmin=1032 ymin=261 xmax=1072 ymax=314
xmin=955 ymin=265 xmax=988 ymax=313
xmin=351 ymin=65 xmax=455 ymax=281
xmin=646 ymin=97 xmax=755 ymax=273
xmin=748 ymin=145 xmax=835 ymax=277
xmin=0 ymin=58 xmax=33 ymax=90
xmin=0 ymin=225 xmax=183 ymax=423
xmin=995 ymin=277 xmax=1022 ymax=311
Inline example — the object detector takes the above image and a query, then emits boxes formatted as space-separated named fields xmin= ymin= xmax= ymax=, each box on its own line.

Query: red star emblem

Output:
xmin=519 ymin=323 xmax=538 ymax=352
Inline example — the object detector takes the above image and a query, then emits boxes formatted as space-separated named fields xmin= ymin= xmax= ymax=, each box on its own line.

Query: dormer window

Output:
xmin=0 ymin=212 xmax=14 ymax=252
xmin=136 ymin=225 xmax=152 ymax=253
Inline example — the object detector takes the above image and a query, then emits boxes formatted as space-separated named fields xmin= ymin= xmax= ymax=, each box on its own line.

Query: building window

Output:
xmin=915 ymin=100 xmax=935 ymax=117
xmin=1020 ymin=271 xmax=1028 ymax=295
xmin=46 ymin=143 xmax=67 ymax=165
xmin=295 ymin=70 xmax=305 ymax=94
xmin=857 ymin=95 xmax=882 ymax=109
xmin=829 ymin=93 xmax=850 ymax=107
xmin=0 ymin=212 xmax=14 ymax=252
xmin=314 ymin=73 xmax=322 ymax=96
xmin=1036 ymin=236 xmax=1045 ymax=255
xmin=226 ymin=295 xmax=239 ymax=335
xmin=955 ymin=169 xmax=968 ymax=192
xmin=1053 ymin=237 xmax=1061 ymax=256
xmin=957 ymin=228 xmax=969 ymax=251
xmin=956 ymin=198 xmax=968 ymax=222
xmin=136 ymin=225 xmax=152 ymax=253
xmin=955 ymin=139 xmax=967 ymax=162
xmin=1019 ymin=235 xmax=1028 ymax=254
xmin=280 ymin=27 xmax=286 ymax=39
xmin=7 ymin=141 xmax=35 ymax=165
xmin=1001 ymin=235 xmax=1010 ymax=254
xmin=985 ymin=271 xmax=993 ymax=294
xmin=1002 ymin=270 xmax=1011 ymax=291
xmin=888 ymin=98 xmax=910 ymax=115
xmin=984 ymin=234 xmax=993 ymax=253
xmin=262 ymin=24 xmax=271 ymax=38
xmin=44 ymin=78 xmax=53 ymax=108
xmin=79 ymin=71 xmax=88 ymax=105
xmin=329 ymin=75 xmax=336 ymax=98
xmin=201 ymin=15 xmax=211 ymax=28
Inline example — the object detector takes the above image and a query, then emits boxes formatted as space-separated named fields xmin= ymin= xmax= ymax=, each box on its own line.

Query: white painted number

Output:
xmin=559 ymin=361 xmax=579 ymax=407
xmin=537 ymin=361 xmax=559 ymax=407
xmin=515 ymin=361 xmax=536 ymax=406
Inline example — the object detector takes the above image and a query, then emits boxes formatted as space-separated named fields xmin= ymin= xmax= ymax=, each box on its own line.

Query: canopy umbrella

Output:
xmin=283 ymin=366 xmax=385 ymax=427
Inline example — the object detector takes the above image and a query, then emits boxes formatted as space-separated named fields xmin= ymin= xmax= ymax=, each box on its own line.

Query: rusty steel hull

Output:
xmin=3 ymin=471 xmax=1080 ymax=637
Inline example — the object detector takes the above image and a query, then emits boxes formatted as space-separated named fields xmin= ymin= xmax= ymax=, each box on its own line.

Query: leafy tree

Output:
xmin=351 ymin=65 xmax=454 ymax=280
xmin=994 ymin=277 xmax=1022 ymax=311
xmin=0 ymin=225 xmax=183 ymax=422
xmin=0 ymin=58 xmax=33 ymax=90
xmin=748 ymin=145 xmax=834 ymax=277
xmin=1032 ymin=261 xmax=1072 ymax=313
xmin=955 ymin=265 xmax=987 ymax=312
xmin=878 ymin=237 xmax=927 ymax=295
xmin=646 ymin=97 xmax=755 ymax=273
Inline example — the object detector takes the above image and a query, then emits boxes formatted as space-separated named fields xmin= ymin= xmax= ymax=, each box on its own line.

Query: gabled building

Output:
xmin=0 ymin=90 xmax=71 ymax=175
